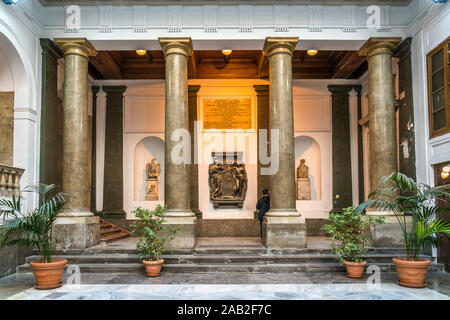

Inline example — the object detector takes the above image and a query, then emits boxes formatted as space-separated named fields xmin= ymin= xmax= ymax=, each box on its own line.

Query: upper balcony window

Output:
xmin=428 ymin=37 xmax=450 ymax=138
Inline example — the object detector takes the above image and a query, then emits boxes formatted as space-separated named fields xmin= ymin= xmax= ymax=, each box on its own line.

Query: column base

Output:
xmin=164 ymin=216 xmax=196 ymax=250
xmin=97 ymin=210 xmax=126 ymax=220
xmin=263 ymin=215 xmax=307 ymax=249
xmin=52 ymin=216 xmax=100 ymax=250
xmin=367 ymin=211 xmax=412 ymax=248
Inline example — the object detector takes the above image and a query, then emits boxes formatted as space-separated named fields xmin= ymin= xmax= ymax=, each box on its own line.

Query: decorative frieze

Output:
xmin=203 ymin=5 xmax=218 ymax=33
xmin=377 ymin=6 xmax=392 ymax=32
xmin=168 ymin=5 xmax=182 ymax=33
xmin=238 ymin=5 xmax=253 ymax=33
xmin=98 ymin=5 xmax=113 ymax=33
xmin=342 ymin=5 xmax=357 ymax=32
xmin=133 ymin=5 xmax=148 ymax=33
xmin=308 ymin=5 xmax=323 ymax=32
xmin=273 ymin=5 xmax=289 ymax=32
xmin=0 ymin=165 xmax=24 ymax=198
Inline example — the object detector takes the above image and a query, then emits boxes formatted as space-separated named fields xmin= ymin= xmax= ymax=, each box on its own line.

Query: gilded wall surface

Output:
xmin=202 ymin=98 xmax=252 ymax=130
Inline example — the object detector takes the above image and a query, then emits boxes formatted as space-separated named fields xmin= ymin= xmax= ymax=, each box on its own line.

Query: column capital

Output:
xmin=92 ymin=85 xmax=101 ymax=95
xmin=54 ymin=38 xmax=97 ymax=59
xmin=40 ymin=39 xmax=62 ymax=60
xmin=263 ymin=37 xmax=298 ymax=57
xmin=188 ymin=85 xmax=201 ymax=97
xmin=159 ymin=37 xmax=193 ymax=58
xmin=327 ymin=85 xmax=354 ymax=95
xmin=102 ymin=85 xmax=127 ymax=96
xmin=358 ymin=37 xmax=401 ymax=58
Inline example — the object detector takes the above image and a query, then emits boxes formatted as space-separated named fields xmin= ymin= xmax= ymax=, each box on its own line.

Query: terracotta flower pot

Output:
xmin=143 ymin=259 xmax=164 ymax=277
xmin=30 ymin=259 xmax=67 ymax=290
xmin=393 ymin=257 xmax=430 ymax=288
xmin=343 ymin=260 xmax=367 ymax=278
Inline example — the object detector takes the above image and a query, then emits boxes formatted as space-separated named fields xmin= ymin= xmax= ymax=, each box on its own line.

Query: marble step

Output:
xmin=100 ymin=227 xmax=122 ymax=237
xmin=16 ymin=261 xmax=444 ymax=274
xmin=24 ymin=253 xmax=430 ymax=265
xmin=101 ymin=231 xmax=130 ymax=244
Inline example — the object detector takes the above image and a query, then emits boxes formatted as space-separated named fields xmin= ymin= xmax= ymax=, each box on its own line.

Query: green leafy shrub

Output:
xmin=131 ymin=205 xmax=180 ymax=261
xmin=356 ymin=172 xmax=450 ymax=261
xmin=0 ymin=184 xmax=67 ymax=263
xmin=322 ymin=206 xmax=384 ymax=263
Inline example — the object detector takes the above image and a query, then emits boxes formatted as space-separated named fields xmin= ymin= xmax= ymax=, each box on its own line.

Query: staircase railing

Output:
xmin=0 ymin=164 xmax=25 ymax=197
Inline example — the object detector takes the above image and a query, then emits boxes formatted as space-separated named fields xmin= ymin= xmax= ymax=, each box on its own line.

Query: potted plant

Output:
xmin=356 ymin=172 xmax=450 ymax=288
xmin=0 ymin=184 xmax=67 ymax=289
xmin=322 ymin=206 xmax=384 ymax=278
xmin=131 ymin=205 xmax=179 ymax=277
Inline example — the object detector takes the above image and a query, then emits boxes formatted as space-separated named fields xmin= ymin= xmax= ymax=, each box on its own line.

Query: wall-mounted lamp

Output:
xmin=442 ymin=165 xmax=450 ymax=179
xmin=136 ymin=50 xmax=147 ymax=56
xmin=222 ymin=49 xmax=232 ymax=64
xmin=2 ymin=0 xmax=22 ymax=4
xmin=307 ymin=49 xmax=318 ymax=56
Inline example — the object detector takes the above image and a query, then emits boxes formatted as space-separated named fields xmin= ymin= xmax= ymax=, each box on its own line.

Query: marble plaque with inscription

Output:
xmin=202 ymin=99 xmax=252 ymax=130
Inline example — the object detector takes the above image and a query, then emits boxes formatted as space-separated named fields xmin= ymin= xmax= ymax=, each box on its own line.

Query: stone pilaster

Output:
xmin=90 ymin=86 xmax=100 ymax=213
xmin=159 ymin=38 xmax=196 ymax=249
xmin=359 ymin=37 xmax=409 ymax=248
xmin=262 ymin=37 xmax=306 ymax=249
xmin=394 ymin=37 xmax=416 ymax=180
xmin=359 ymin=37 xmax=401 ymax=193
xmin=39 ymin=39 xmax=63 ymax=191
xmin=0 ymin=92 xmax=14 ymax=166
xmin=188 ymin=85 xmax=201 ymax=219
xmin=53 ymin=38 xmax=99 ymax=250
xmin=254 ymin=85 xmax=270 ymax=200
xmin=354 ymin=85 xmax=364 ymax=205
xmin=99 ymin=86 xmax=127 ymax=219
xmin=328 ymin=85 xmax=354 ymax=212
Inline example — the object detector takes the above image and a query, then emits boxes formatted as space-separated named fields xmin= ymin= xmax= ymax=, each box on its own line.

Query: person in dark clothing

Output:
xmin=256 ymin=188 xmax=270 ymax=237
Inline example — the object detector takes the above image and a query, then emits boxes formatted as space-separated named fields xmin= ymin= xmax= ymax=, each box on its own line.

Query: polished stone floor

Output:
xmin=1 ymin=271 xmax=449 ymax=300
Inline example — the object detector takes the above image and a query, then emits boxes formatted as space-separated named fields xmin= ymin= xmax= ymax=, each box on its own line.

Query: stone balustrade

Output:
xmin=0 ymin=164 xmax=24 ymax=197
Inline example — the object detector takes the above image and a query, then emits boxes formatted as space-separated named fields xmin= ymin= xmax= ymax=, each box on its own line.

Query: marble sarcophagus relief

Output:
xmin=208 ymin=152 xmax=247 ymax=209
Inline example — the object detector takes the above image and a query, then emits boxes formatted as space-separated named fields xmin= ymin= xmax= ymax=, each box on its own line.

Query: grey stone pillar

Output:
xmin=188 ymin=85 xmax=201 ymax=219
xmin=328 ymin=85 xmax=354 ymax=212
xmin=262 ymin=37 xmax=306 ymax=249
xmin=39 ymin=39 xmax=63 ymax=191
xmin=359 ymin=37 xmax=410 ymax=248
xmin=53 ymin=38 xmax=99 ymax=250
xmin=159 ymin=38 xmax=196 ymax=249
xmin=99 ymin=86 xmax=127 ymax=219
xmin=354 ymin=85 xmax=365 ymax=204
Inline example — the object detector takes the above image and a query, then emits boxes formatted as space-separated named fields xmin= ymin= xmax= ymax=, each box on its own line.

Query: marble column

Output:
xmin=359 ymin=37 xmax=401 ymax=193
xmin=90 ymin=86 xmax=100 ymax=213
xmin=53 ymin=38 xmax=100 ymax=249
xmin=328 ymin=85 xmax=354 ymax=213
xmin=159 ymin=38 xmax=196 ymax=249
xmin=99 ymin=86 xmax=127 ymax=219
xmin=262 ymin=37 xmax=306 ymax=249
xmin=359 ymin=37 xmax=410 ymax=248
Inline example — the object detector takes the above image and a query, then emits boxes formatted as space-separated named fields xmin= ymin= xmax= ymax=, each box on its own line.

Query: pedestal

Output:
xmin=145 ymin=178 xmax=159 ymax=201
xmin=164 ymin=216 xmax=196 ymax=250
xmin=52 ymin=216 xmax=100 ymax=250
xmin=297 ymin=178 xmax=311 ymax=200
xmin=263 ymin=215 xmax=307 ymax=249
xmin=367 ymin=211 xmax=412 ymax=248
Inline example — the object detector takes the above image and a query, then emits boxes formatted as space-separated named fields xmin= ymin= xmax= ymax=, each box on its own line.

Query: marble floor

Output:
xmin=1 ymin=271 xmax=449 ymax=300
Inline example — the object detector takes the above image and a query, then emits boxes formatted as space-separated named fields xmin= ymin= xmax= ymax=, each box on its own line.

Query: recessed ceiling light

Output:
xmin=136 ymin=50 xmax=147 ymax=56
xmin=222 ymin=49 xmax=232 ymax=56
xmin=307 ymin=49 xmax=318 ymax=56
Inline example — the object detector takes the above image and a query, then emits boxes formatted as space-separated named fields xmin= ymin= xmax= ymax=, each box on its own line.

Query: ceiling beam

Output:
xmin=331 ymin=51 xmax=366 ymax=79
xmin=89 ymin=51 xmax=122 ymax=79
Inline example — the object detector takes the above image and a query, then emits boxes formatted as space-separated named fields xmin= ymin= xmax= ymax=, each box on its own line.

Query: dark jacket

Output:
xmin=256 ymin=196 xmax=270 ymax=222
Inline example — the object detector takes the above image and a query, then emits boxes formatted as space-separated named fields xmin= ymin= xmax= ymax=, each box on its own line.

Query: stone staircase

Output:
xmin=16 ymin=242 xmax=444 ymax=275
xmin=99 ymin=219 xmax=130 ymax=244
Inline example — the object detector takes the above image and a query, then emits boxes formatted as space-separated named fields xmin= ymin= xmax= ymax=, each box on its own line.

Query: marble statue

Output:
xmin=145 ymin=158 xmax=160 ymax=201
xmin=297 ymin=159 xmax=311 ymax=200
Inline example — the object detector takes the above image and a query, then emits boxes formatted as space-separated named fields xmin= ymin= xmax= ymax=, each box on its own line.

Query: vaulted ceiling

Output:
xmin=88 ymin=50 xmax=367 ymax=80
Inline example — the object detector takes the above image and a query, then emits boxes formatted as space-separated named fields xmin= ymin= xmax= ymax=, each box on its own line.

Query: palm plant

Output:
xmin=0 ymin=184 xmax=67 ymax=263
xmin=356 ymin=172 xmax=450 ymax=261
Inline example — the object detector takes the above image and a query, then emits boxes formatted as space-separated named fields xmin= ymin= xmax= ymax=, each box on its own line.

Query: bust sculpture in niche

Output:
xmin=145 ymin=158 xmax=160 ymax=201
xmin=297 ymin=159 xmax=311 ymax=200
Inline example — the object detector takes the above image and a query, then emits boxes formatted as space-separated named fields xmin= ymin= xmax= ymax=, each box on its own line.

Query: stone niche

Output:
xmin=208 ymin=152 xmax=248 ymax=209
